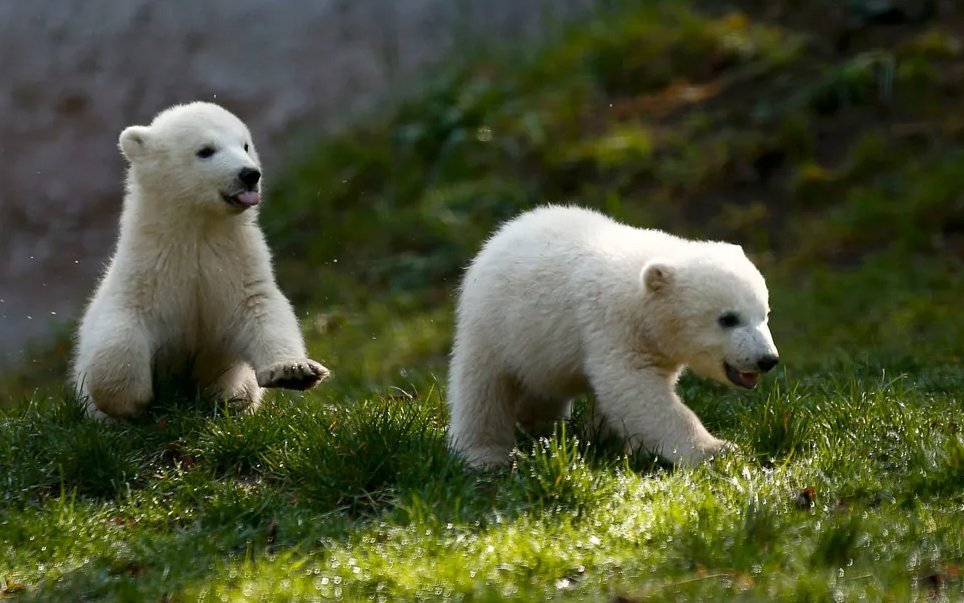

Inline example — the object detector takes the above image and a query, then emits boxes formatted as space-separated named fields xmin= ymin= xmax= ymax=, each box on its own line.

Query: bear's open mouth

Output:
xmin=724 ymin=363 xmax=759 ymax=389
xmin=221 ymin=190 xmax=261 ymax=210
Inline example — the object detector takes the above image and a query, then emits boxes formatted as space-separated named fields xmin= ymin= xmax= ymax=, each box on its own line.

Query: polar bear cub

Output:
xmin=72 ymin=102 xmax=329 ymax=419
xmin=447 ymin=205 xmax=779 ymax=467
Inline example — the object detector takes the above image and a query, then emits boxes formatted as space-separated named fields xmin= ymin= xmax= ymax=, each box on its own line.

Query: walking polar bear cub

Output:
xmin=448 ymin=205 xmax=779 ymax=467
xmin=73 ymin=102 xmax=328 ymax=419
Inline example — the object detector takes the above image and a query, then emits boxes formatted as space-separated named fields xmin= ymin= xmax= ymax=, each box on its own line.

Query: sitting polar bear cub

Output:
xmin=448 ymin=205 xmax=779 ymax=467
xmin=73 ymin=102 xmax=329 ymax=419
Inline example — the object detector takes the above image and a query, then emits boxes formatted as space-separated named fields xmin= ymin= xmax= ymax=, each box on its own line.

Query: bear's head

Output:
xmin=118 ymin=102 xmax=262 ymax=215
xmin=641 ymin=244 xmax=779 ymax=389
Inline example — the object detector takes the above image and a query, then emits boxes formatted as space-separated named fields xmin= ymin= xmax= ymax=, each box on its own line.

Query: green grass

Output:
xmin=3 ymin=359 xmax=962 ymax=600
xmin=3 ymin=0 xmax=964 ymax=600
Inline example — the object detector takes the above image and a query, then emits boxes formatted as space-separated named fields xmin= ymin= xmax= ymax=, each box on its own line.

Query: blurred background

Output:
xmin=0 ymin=0 xmax=595 ymax=370
xmin=2 ymin=0 xmax=962 ymax=398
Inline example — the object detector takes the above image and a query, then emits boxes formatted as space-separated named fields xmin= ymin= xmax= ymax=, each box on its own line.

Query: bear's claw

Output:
xmin=257 ymin=359 xmax=330 ymax=390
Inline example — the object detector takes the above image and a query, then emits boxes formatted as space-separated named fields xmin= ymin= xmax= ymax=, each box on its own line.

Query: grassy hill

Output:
xmin=2 ymin=1 xmax=962 ymax=600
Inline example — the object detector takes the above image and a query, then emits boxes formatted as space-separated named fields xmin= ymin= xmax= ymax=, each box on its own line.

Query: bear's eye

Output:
xmin=718 ymin=312 xmax=740 ymax=328
xmin=243 ymin=142 xmax=250 ymax=152
xmin=196 ymin=146 xmax=216 ymax=159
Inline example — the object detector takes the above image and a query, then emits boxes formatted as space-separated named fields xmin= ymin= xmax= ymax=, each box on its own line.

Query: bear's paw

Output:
xmin=257 ymin=359 xmax=330 ymax=391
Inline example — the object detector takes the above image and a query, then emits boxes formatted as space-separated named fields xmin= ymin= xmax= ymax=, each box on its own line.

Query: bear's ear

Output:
xmin=641 ymin=260 xmax=673 ymax=292
xmin=118 ymin=126 xmax=151 ymax=161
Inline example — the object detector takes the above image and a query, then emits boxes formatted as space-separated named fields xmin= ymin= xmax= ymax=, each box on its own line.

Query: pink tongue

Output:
xmin=740 ymin=372 xmax=759 ymax=387
xmin=236 ymin=191 xmax=261 ymax=207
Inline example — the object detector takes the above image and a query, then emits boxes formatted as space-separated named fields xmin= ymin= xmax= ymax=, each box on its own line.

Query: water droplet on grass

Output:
xmin=476 ymin=126 xmax=493 ymax=142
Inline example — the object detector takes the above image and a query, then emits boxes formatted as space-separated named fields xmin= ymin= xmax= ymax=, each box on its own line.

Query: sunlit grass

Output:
xmin=3 ymin=263 xmax=962 ymax=600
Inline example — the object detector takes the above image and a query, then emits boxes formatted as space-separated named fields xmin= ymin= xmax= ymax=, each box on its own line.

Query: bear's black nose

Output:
xmin=239 ymin=167 xmax=261 ymax=189
xmin=757 ymin=355 xmax=779 ymax=372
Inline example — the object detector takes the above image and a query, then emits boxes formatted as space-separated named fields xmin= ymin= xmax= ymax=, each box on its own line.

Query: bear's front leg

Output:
xmin=73 ymin=312 xmax=154 ymax=419
xmin=587 ymin=355 xmax=733 ymax=467
xmin=232 ymin=284 xmax=329 ymax=391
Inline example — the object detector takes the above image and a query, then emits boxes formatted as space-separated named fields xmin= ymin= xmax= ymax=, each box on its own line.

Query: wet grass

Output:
xmin=2 ymin=350 xmax=961 ymax=600
xmin=3 ymin=0 xmax=963 ymax=600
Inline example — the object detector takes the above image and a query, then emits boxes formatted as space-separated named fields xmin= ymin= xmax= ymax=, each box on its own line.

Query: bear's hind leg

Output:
xmin=204 ymin=363 xmax=264 ymax=412
xmin=74 ymin=317 xmax=154 ymax=419
xmin=193 ymin=354 xmax=263 ymax=412
xmin=220 ymin=364 xmax=263 ymax=412
xmin=447 ymin=353 xmax=521 ymax=468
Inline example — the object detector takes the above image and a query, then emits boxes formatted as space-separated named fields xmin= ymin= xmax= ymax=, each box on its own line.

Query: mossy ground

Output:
xmin=2 ymin=1 xmax=963 ymax=600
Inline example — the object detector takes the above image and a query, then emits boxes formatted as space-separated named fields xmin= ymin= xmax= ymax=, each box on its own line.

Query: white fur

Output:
xmin=447 ymin=205 xmax=779 ymax=467
xmin=72 ymin=102 xmax=329 ymax=419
